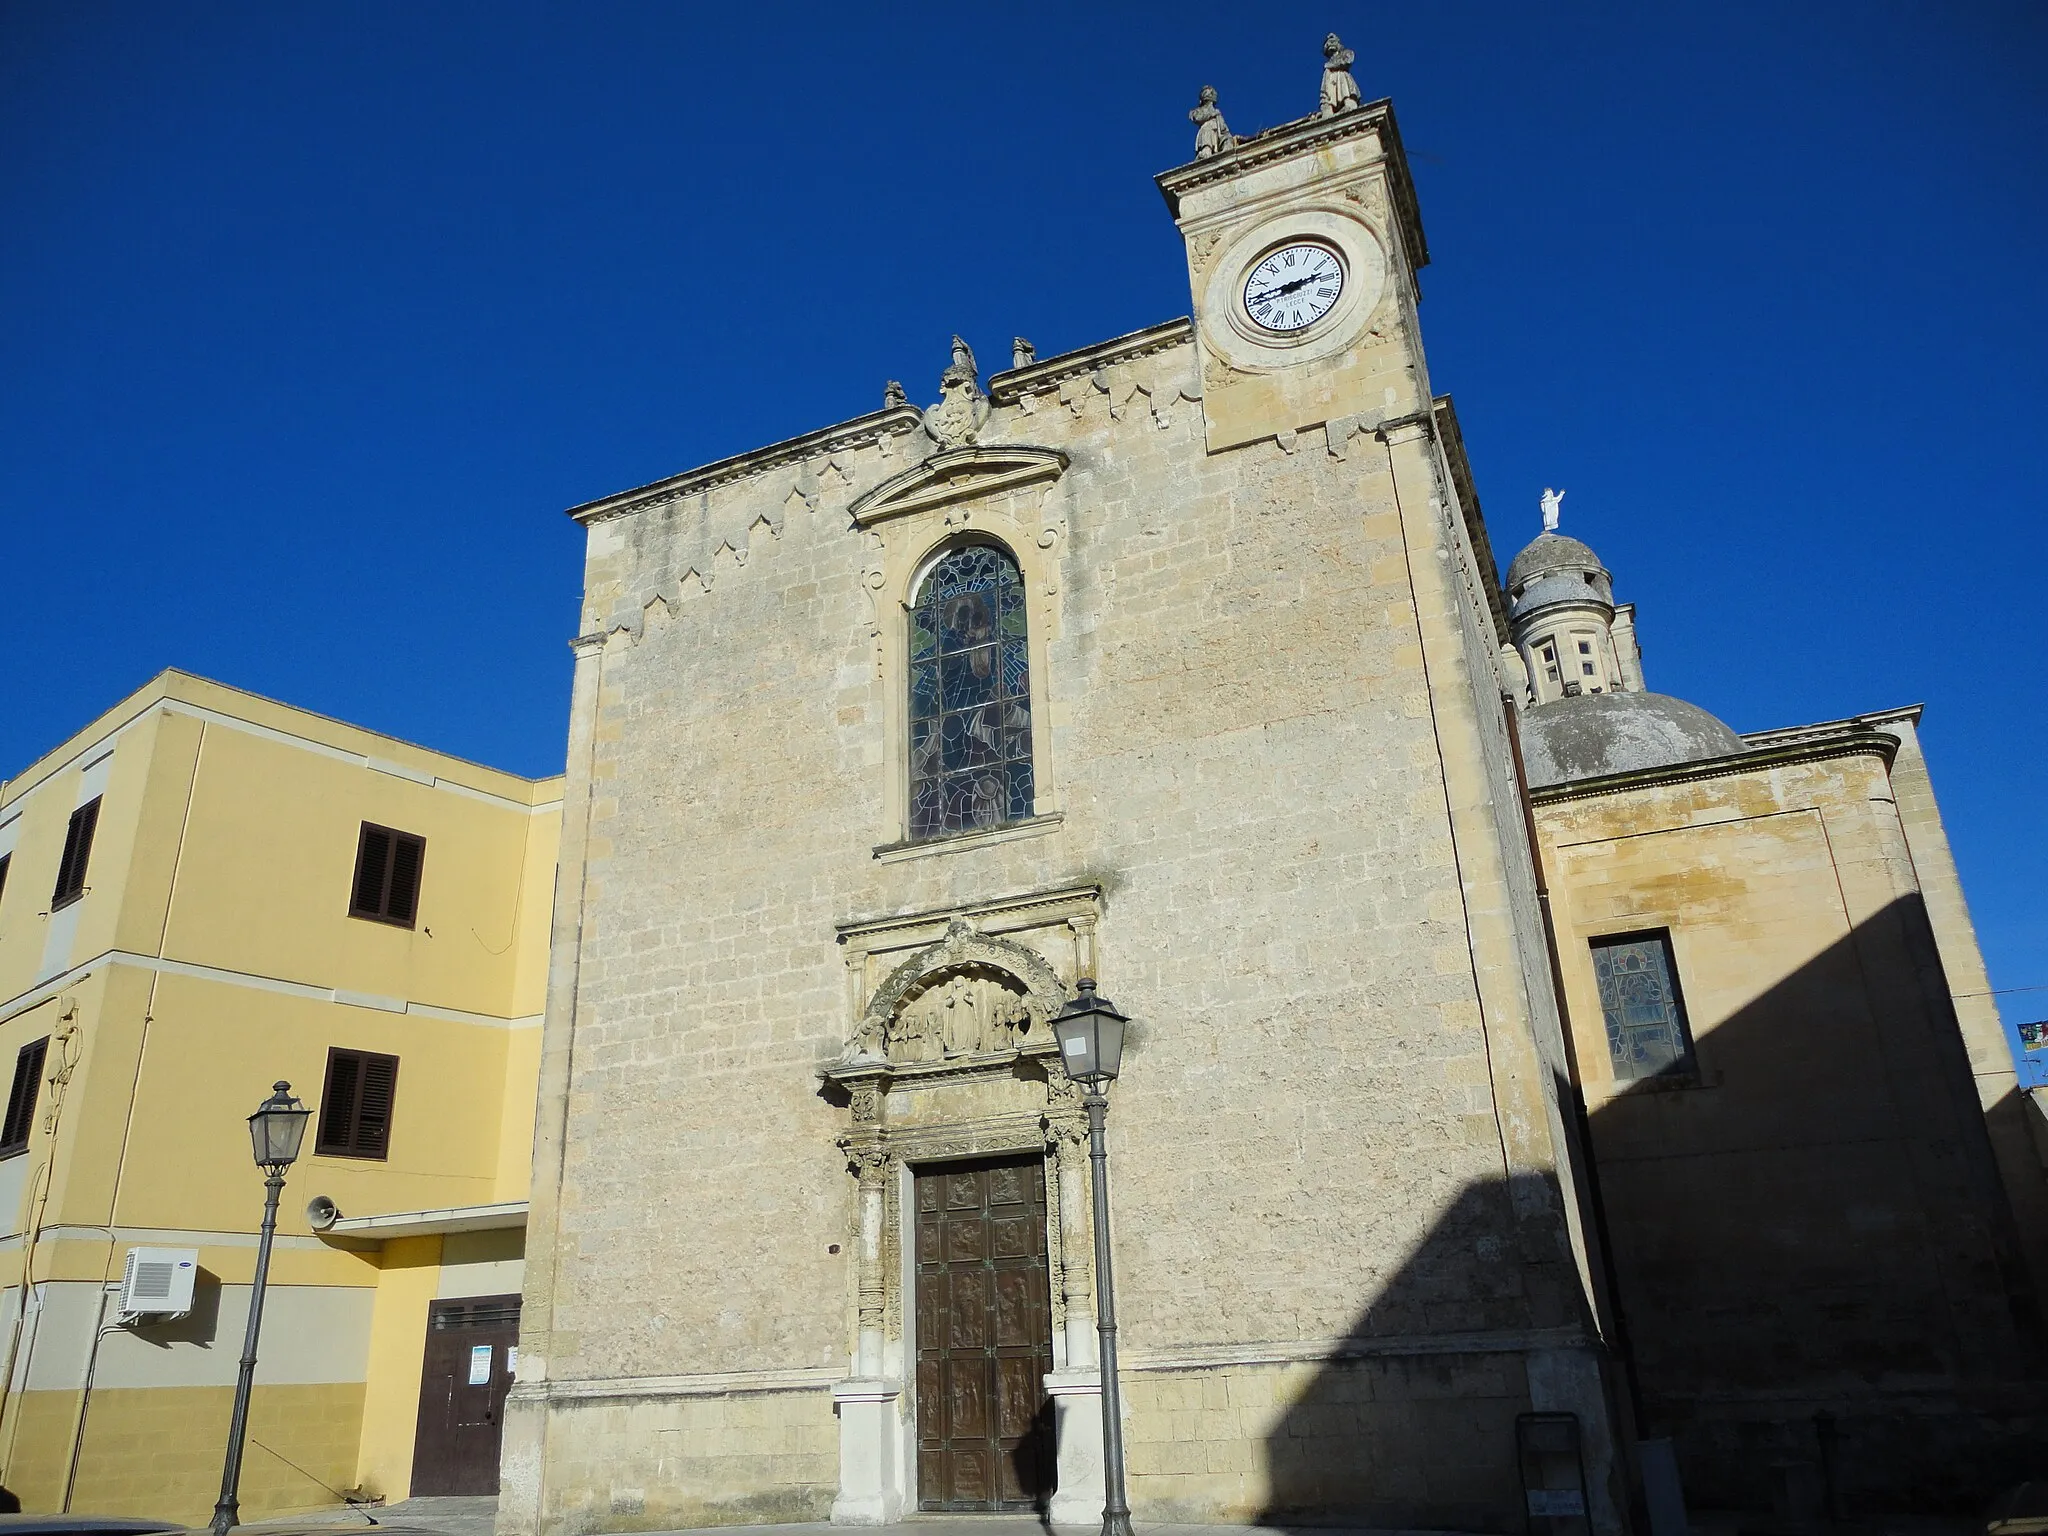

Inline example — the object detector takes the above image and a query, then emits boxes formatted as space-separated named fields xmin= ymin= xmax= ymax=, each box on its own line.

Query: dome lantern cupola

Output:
xmin=1502 ymin=489 xmax=1746 ymax=786
xmin=1502 ymin=492 xmax=1637 ymax=705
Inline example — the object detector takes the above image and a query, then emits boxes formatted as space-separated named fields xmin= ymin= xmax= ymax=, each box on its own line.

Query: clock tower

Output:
xmin=1157 ymin=88 xmax=1432 ymax=453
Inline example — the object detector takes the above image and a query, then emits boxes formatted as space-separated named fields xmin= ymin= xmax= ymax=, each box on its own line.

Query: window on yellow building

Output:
xmin=0 ymin=852 xmax=10 ymax=910
xmin=0 ymin=1038 xmax=49 ymax=1157
xmin=350 ymin=822 xmax=426 ymax=928
xmin=316 ymin=1047 xmax=399 ymax=1159
xmin=1591 ymin=930 xmax=1696 ymax=1081
xmin=51 ymin=797 xmax=100 ymax=911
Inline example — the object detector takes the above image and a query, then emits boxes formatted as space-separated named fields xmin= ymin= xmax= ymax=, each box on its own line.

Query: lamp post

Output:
xmin=1051 ymin=979 xmax=1134 ymax=1536
xmin=210 ymin=1082 xmax=311 ymax=1536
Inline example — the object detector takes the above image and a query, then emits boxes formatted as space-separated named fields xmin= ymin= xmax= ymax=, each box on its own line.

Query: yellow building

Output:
xmin=0 ymin=671 xmax=559 ymax=1519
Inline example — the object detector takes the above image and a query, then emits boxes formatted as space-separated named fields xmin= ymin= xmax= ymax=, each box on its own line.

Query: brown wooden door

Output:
xmin=915 ymin=1155 xmax=1055 ymax=1511
xmin=410 ymin=1293 xmax=520 ymax=1496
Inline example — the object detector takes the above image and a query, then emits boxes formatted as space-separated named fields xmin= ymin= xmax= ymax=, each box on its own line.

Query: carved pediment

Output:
xmin=847 ymin=446 xmax=1068 ymax=529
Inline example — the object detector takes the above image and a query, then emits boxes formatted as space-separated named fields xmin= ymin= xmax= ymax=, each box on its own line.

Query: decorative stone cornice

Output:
xmin=1432 ymin=396 xmax=1510 ymax=645
xmin=835 ymin=884 xmax=1103 ymax=951
xmin=1740 ymin=704 xmax=1923 ymax=750
xmin=985 ymin=318 xmax=1195 ymax=405
xmin=564 ymin=407 xmax=926 ymax=527
xmin=1153 ymin=96 xmax=1428 ymax=272
xmin=847 ymin=445 xmax=1068 ymax=528
xmin=1124 ymin=1325 xmax=1591 ymax=1373
xmin=1528 ymin=727 xmax=1901 ymax=806
xmin=510 ymin=1366 xmax=840 ymax=1404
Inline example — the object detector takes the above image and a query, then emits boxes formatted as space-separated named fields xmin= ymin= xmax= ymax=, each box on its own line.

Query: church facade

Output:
xmin=498 ymin=53 xmax=2042 ymax=1536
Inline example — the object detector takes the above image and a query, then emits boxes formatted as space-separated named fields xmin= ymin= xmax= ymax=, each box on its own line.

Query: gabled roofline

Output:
xmin=563 ymin=320 xmax=1199 ymax=530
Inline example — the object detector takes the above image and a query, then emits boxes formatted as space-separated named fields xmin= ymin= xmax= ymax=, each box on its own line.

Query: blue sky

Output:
xmin=3 ymin=4 xmax=2043 ymax=1047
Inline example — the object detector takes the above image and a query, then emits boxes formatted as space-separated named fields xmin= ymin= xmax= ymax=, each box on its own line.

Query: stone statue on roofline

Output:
xmin=1541 ymin=487 xmax=1565 ymax=532
xmin=1320 ymin=33 xmax=1361 ymax=117
xmin=922 ymin=335 xmax=989 ymax=449
xmin=1013 ymin=337 xmax=1036 ymax=368
xmin=1190 ymin=85 xmax=1234 ymax=158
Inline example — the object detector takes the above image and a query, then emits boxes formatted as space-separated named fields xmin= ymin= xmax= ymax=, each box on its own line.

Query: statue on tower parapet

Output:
xmin=1190 ymin=85 xmax=1234 ymax=158
xmin=1013 ymin=337 xmax=1036 ymax=368
xmin=1541 ymin=487 xmax=1566 ymax=532
xmin=1320 ymin=33 xmax=1361 ymax=117
xmin=922 ymin=336 xmax=990 ymax=448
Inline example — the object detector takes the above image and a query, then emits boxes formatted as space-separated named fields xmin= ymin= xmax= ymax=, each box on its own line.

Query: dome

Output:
xmin=1505 ymin=532 xmax=1605 ymax=592
xmin=1519 ymin=690 xmax=1746 ymax=789
xmin=1504 ymin=533 xmax=1614 ymax=623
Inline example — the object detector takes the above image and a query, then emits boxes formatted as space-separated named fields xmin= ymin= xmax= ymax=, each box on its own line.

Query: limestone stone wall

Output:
xmin=500 ymin=319 xmax=1615 ymax=1530
xmin=1123 ymin=1352 xmax=1530 ymax=1527
xmin=517 ymin=1387 xmax=838 ymax=1532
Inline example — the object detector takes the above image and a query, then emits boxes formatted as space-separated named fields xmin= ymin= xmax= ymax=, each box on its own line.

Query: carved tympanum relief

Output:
xmin=849 ymin=965 xmax=1046 ymax=1063
xmin=837 ymin=916 xmax=1067 ymax=1070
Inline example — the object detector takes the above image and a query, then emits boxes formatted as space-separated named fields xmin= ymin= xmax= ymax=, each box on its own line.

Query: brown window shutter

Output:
xmin=315 ymin=1047 xmax=398 ymax=1161
xmin=385 ymin=835 xmax=423 ymax=926
xmin=349 ymin=823 xmax=424 ymax=927
xmin=354 ymin=1054 xmax=398 ymax=1157
xmin=316 ymin=1050 xmax=362 ymax=1155
xmin=1 ymin=1038 xmax=49 ymax=1154
xmin=351 ymin=826 xmax=392 ymax=918
xmin=52 ymin=797 xmax=100 ymax=909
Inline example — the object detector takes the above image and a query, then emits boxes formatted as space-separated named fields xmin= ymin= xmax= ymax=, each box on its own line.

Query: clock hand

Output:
xmin=1246 ymin=273 xmax=1319 ymax=305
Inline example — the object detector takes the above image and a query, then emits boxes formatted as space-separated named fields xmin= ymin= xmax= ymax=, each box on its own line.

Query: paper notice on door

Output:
xmin=506 ymin=1345 xmax=519 ymax=1377
xmin=469 ymin=1344 xmax=493 ymax=1385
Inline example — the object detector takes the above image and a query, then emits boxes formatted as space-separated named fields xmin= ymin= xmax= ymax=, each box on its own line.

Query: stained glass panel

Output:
xmin=1591 ymin=932 xmax=1695 ymax=1081
xmin=910 ymin=544 xmax=1034 ymax=839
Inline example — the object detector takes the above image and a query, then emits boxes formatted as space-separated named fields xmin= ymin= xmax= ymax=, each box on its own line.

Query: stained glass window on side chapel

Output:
xmin=909 ymin=544 xmax=1034 ymax=839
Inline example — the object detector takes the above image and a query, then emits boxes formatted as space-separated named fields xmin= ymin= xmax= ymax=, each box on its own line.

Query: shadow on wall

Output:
xmin=127 ymin=1271 xmax=223 ymax=1349
xmin=1256 ymin=898 xmax=2048 ymax=1529
xmin=1248 ymin=1171 xmax=1588 ymax=1533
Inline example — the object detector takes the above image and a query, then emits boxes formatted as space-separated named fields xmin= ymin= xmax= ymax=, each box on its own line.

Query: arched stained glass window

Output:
xmin=909 ymin=544 xmax=1033 ymax=839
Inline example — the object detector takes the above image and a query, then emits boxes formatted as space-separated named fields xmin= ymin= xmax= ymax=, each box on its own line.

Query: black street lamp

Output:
xmin=210 ymin=1082 xmax=311 ymax=1536
xmin=1051 ymin=979 xmax=1135 ymax=1536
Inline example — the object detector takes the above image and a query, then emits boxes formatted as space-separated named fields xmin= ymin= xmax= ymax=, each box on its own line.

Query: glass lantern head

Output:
xmin=1052 ymin=979 xmax=1129 ymax=1086
xmin=248 ymin=1081 xmax=312 ymax=1171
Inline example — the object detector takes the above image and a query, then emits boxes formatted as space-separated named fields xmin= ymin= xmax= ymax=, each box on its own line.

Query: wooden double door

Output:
xmin=915 ymin=1155 xmax=1056 ymax=1510
xmin=410 ymin=1293 xmax=520 ymax=1496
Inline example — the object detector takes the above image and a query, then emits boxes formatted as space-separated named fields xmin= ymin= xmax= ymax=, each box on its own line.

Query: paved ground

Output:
xmin=236 ymin=1507 xmax=1472 ymax=1536
xmin=230 ymin=1504 xmax=1990 ymax=1536
xmin=238 ymin=1495 xmax=496 ymax=1536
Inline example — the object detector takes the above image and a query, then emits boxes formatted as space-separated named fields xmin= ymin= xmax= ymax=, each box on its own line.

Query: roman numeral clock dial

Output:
xmin=1242 ymin=244 xmax=1344 ymax=332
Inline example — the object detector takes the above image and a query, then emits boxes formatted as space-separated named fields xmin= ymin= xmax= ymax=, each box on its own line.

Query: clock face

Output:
xmin=1242 ymin=244 xmax=1344 ymax=332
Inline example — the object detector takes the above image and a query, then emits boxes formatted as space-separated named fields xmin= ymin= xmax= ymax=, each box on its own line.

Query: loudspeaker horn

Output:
xmin=305 ymin=1195 xmax=341 ymax=1231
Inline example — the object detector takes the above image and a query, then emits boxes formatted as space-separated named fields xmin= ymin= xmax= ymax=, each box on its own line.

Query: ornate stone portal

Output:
xmin=822 ymin=895 xmax=1107 ymax=1525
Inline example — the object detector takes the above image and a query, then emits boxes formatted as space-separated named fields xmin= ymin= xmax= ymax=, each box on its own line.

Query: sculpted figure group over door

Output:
xmin=850 ymin=966 xmax=1045 ymax=1063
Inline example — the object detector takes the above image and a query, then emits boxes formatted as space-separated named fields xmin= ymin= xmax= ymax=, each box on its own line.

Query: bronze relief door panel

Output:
xmin=914 ymin=1155 xmax=1055 ymax=1510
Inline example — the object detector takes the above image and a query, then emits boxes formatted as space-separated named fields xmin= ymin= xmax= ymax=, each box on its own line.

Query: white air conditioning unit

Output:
xmin=118 ymin=1247 xmax=198 ymax=1323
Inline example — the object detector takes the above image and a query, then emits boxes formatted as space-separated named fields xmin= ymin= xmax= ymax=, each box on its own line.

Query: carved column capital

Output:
xmin=838 ymin=1134 xmax=894 ymax=1187
xmin=1043 ymin=1112 xmax=1089 ymax=1156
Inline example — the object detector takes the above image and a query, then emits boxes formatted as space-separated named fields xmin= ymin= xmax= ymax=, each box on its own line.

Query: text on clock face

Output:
xmin=1242 ymin=244 xmax=1344 ymax=332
